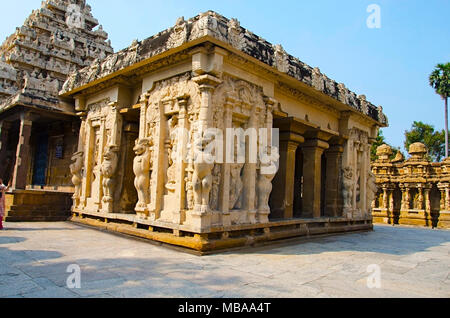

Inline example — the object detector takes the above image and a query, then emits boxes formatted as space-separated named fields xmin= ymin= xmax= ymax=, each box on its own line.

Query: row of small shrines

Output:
xmin=371 ymin=142 xmax=450 ymax=228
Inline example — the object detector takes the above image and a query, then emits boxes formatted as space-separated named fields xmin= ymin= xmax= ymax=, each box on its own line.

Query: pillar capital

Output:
xmin=302 ymin=139 xmax=329 ymax=151
xmin=326 ymin=145 xmax=344 ymax=154
xmin=192 ymin=74 xmax=222 ymax=90
xmin=263 ymin=96 xmax=277 ymax=108
xmin=280 ymin=132 xmax=304 ymax=145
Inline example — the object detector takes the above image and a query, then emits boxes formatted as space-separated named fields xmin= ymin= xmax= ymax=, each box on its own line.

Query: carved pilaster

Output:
xmin=302 ymin=139 xmax=329 ymax=218
xmin=424 ymin=185 xmax=432 ymax=214
xmin=256 ymin=97 xmax=278 ymax=223
xmin=193 ymin=74 xmax=222 ymax=127
xmin=382 ymin=187 xmax=389 ymax=210
xmin=219 ymin=98 xmax=235 ymax=226
xmin=12 ymin=112 xmax=33 ymax=190
xmin=189 ymin=74 xmax=221 ymax=231
xmin=325 ymin=143 xmax=344 ymax=217
xmin=271 ymin=138 xmax=302 ymax=219
xmin=400 ymin=184 xmax=411 ymax=211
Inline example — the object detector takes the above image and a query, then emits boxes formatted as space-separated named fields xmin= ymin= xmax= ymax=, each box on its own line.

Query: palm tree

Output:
xmin=429 ymin=63 xmax=450 ymax=158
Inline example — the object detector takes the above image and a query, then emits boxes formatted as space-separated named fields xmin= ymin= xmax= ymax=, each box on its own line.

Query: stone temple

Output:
xmin=372 ymin=142 xmax=450 ymax=229
xmin=1 ymin=3 xmax=389 ymax=253
xmin=0 ymin=0 xmax=113 ymax=220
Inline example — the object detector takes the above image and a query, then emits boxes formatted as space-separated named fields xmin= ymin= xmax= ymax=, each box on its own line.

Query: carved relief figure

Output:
xmin=342 ymin=167 xmax=354 ymax=210
xmin=185 ymin=173 xmax=195 ymax=211
xmin=91 ymin=128 xmax=102 ymax=201
xmin=273 ymin=44 xmax=289 ymax=73
xmin=70 ymin=151 xmax=84 ymax=204
xmin=192 ymin=135 xmax=214 ymax=212
xmin=209 ymin=164 xmax=221 ymax=211
xmin=101 ymin=145 xmax=119 ymax=204
xmin=229 ymin=163 xmax=244 ymax=210
xmin=166 ymin=116 xmax=179 ymax=192
xmin=257 ymin=147 xmax=279 ymax=212
xmin=415 ymin=189 xmax=424 ymax=210
xmin=167 ymin=17 xmax=187 ymax=49
xmin=228 ymin=18 xmax=245 ymax=50
xmin=366 ymin=171 xmax=378 ymax=213
xmin=66 ymin=4 xmax=84 ymax=29
xmin=133 ymin=139 xmax=152 ymax=211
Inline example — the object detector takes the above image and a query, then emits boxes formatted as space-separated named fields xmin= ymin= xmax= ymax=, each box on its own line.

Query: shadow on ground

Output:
xmin=0 ymin=222 xmax=449 ymax=298
xmin=227 ymin=225 xmax=450 ymax=257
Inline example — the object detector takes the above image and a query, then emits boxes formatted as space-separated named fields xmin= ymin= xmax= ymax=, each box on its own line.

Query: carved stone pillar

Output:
xmin=416 ymin=186 xmax=424 ymax=210
xmin=11 ymin=112 xmax=33 ymax=190
xmin=146 ymin=99 xmax=165 ymax=221
xmin=256 ymin=97 xmax=277 ymax=223
xmin=271 ymin=137 xmax=302 ymax=219
xmin=170 ymin=96 xmax=189 ymax=224
xmin=324 ymin=144 xmax=344 ymax=217
xmin=81 ymin=117 xmax=93 ymax=209
xmin=70 ymin=113 xmax=86 ymax=210
xmin=302 ymin=139 xmax=329 ymax=218
xmin=242 ymin=107 xmax=259 ymax=224
xmin=382 ymin=187 xmax=389 ymax=209
xmin=437 ymin=183 xmax=449 ymax=212
xmin=73 ymin=113 xmax=87 ymax=209
xmin=190 ymin=75 xmax=221 ymax=231
xmin=118 ymin=123 xmax=138 ymax=214
xmin=446 ymin=188 xmax=450 ymax=212
xmin=401 ymin=185 xmax=411 ymax=211
xmin=194 ymin=75 xmax=222 ymax=127
xmin=219 ymin=98 xmax=235 ymax=227
xmin=388 ymin=188 xmax=395 ymax=212
xmin=424 ymin=185 xmax=432 ymax=214
xmin=101 ymin=103 xmax=122 ymax=213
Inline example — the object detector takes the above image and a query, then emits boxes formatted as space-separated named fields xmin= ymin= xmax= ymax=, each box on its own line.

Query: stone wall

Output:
xmin=372 ymin=143 xmax=450 ymax=228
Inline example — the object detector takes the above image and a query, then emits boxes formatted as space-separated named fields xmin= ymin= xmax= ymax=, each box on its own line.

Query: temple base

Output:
xmin=69 ymin=211 xmax=373 ymax=254
xmin=372 ymin=208 xmax=448 ymax=228
xmin=372 ymin=208 xmax=398 ymax=225
xmin=5 ymin=190 xmax=73 ymax=222
xmin=437 ymin=211 xmax=450 ymax=229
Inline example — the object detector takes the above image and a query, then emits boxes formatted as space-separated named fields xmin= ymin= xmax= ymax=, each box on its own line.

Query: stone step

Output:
xmin=7 ymin=209 xmax=70 ymax=216
xmin=5 ymin=215 xmax=69 ymax=222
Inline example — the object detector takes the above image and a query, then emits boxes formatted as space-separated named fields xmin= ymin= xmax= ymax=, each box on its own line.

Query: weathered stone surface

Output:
xmin=59 ymin=11 xmax=385 ymax=252
xmin=60 ymin=11 xmax=386 ymax=125
xmin=372 ymin=143 xmax=450 ymax=228
xmin=0 ymin=0 xmax=113 ymax=113
xmin=0 ymin=0 xmax=113 ymax=223
xmin=0 ymin=222 xmax=449 ymax=298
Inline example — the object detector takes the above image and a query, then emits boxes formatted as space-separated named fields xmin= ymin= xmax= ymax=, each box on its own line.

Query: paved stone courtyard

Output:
xmin=0 ymin=222 xmax=448 ymax=298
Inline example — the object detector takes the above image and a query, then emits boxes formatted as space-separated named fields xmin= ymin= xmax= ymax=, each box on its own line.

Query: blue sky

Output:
xmin=1 ymin=0 xmax=449 ymax=153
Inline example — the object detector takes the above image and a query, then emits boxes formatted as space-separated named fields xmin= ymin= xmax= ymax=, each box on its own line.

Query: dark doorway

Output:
xmin=32 ymin=132 xmax=49 ymax=186
xmin=293 ymin=147 xmax=303 ymax=218
xmin=392 ymin=187 xmax=402 ymax=224
xmin=430 ymin=185 xmax=441 ymax=228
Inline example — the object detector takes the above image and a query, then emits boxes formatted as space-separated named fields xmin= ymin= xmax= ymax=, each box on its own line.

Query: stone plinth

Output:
xmin=5 ymin=190 xmax=73 ymax=222
xmin=70 ymin=211 xmax=373 ymax=254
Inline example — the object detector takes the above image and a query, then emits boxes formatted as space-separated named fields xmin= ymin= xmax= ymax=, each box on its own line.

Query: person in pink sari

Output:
xmin=0 ymin=178 xmax=10 ymax=230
